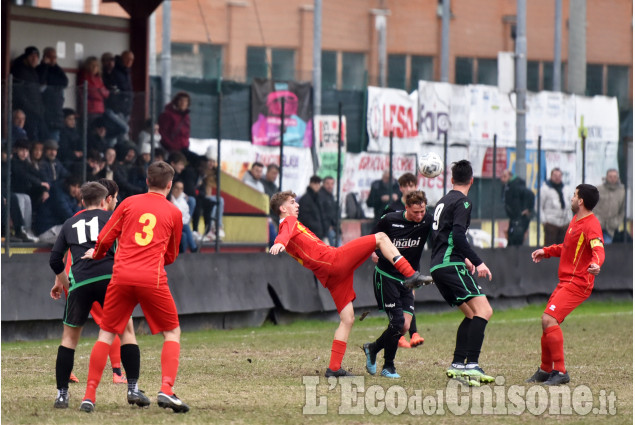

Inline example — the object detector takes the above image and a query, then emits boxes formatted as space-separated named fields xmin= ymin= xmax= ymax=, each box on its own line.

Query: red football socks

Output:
xmin=84 ymin=341 xmax=110 ymax=402
xmin=393 ymin=256 xmax=415 ymax=278
xmin=544 ymin=325 xmax=565 ymax=373
xmin=540 ymin=331 xmax=552 ymax=372
xmin=328 ymin=340 xmax=347 ymax=371
xmin=160 ymin=341 xmax=180 ymax=395
xmin=109 ymin=335 xmax=122 ymax=369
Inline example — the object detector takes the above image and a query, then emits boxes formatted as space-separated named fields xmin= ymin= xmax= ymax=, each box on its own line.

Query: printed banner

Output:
xmin=315 ymin=115 xmax=347 ymax=184
xmin=190 ymin=138 xmax=314 ymax=195
xmin=341 ymin=152 xmax=417 ymax=218
xmin=366 ymin=86 xmax=420 ymax=153
xmin=418 ymin=81 xmax=470 ymax=144
xmin=251 ymin=79 xmax=313 ymax=147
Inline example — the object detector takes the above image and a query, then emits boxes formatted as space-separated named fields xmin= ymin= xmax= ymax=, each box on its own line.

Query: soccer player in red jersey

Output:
xmin=526 ymin=184 xmax=605 ymax=386
xmin=55 ymin=179 xmax=131 ymax=385
xmin=79 ymin=162 xmax=189 ymax=413
xmin=270 ymin=190 xmax=432 ymax=377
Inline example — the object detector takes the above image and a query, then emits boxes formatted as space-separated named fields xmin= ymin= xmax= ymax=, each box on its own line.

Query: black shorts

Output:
xmin=373 ymin=267 xmax=415 ymax=316
xmin=431 ymin=263 xmax=484 ymax=307
xmin=63 ymin=279 xmax=109 ymax=327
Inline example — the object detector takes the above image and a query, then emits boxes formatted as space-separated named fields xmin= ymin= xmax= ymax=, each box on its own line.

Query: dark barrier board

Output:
xmin=2 ymin=245 xmax=632 ymax=324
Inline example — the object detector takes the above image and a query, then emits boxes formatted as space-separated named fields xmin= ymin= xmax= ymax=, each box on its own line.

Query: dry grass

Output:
xmin=2 ymin=300 xmax=632 ymax=424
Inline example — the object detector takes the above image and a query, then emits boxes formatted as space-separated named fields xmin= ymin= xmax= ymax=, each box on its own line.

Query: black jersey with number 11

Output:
xmin=429 ymin=190 xmax=483 ymax=272
xmin=49 ymin=209 xmax=115 ymax=291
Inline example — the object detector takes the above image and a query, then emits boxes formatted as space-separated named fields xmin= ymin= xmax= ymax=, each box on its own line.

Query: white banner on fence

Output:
xmin=367 ymin=86 xmax=420 ymax=153
xmin=314 ymin=115 xmax=347 ymax=152
xmin=418 ymin=81 xmax=470 ymax=144
xmin=341 ymin=152 xmax=417 ymax=218
xmin=190 ymin=138 xmax=314 ymax=194
xmin=525 ymin=91 xmax=577 ymax=151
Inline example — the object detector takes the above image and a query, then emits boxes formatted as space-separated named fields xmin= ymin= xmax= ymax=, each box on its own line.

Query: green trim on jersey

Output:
xmin=69 ymin=274 xmax=112 ymax=292
xmin=374 ymin=265 xmax=404 ymax=283
xmin=442 ymin=231 xmax=454 ymax=264
xmin=404 ymin=310 xmax=414 ymax=316
xmin=430 ymin=261 xmax=466 ymax=273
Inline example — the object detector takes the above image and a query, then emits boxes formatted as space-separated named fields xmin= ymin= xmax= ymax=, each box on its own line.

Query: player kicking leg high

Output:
xmin=270 ymin=190 xmax=432 ymax=377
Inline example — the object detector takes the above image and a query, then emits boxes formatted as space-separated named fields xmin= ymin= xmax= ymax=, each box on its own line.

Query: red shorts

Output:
xmin=90 ymin=302 xmax=104 ymax=326
xmin=325 ymin=235 xmax=377 ymax=313
xmin=100 ymin=283 xmax=180 ymax=335
xmin=543 ymin=282 xmax=592 ymax=323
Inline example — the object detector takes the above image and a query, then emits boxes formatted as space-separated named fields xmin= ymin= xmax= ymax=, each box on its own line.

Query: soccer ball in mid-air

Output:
xmin=418 ymin=153 xmax=444 ymax=178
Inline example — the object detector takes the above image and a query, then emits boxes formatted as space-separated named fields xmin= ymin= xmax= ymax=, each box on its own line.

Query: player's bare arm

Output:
xmin=81 ymin=248 xmax=95 ymax=260
xmin=50 ymin=273 xmax=70 ymax=299
xmin=464 ymin=258 xmax=475 ymax=274
xmin=587 ymin=263 xmax=601 ymax=275
xmin=371 ymin=252 xmax=379 ymax=264
xmin=475 ymin=263 xmax=492 ymax=281
xmin=270 ymin=243 xmax=286 ymax=255
xmin=532 ymin=249 xmax=545 ymax=263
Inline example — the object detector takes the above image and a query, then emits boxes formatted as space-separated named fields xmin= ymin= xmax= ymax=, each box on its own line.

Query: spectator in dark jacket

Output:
xmin=112 ymin=145 xmax=144 ymax=200
xmin=36 ymin=47 xmax=68 ymax=140
xmin=500 ymin=169 xmax=535 ymax=246
xmin=87 ymin=117 xmax=109 ymax=153
xmin=366 ymin=170 xmax=399 ymax=222
xmin=298 ymin=175 xmax=326 ymax=240
xmin=11 ymin=46 xmax=48 ymax=140
xmin=10 ymin=139 xmax=50 ymax=205
xmin=159 ymin=91 xmax=191 ymax=153
xmin=108 ymin=51 xmax=134 ymax=120
xmin=34 ymin=175 xmax=82 ymax=243
xmin=59 ymin=108 xmax=83 ymax=175
xmin=11 ymin=109 xmax=28 ymax=142
xmin=40 ymin=139 xmax=70 ymax=185
xmin=319 ymin=176 xmax=340 ymax=246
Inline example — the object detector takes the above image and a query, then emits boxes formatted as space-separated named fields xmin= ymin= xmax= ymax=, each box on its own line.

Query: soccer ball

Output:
xmin=419 ymin=153 xmax=444 ymax=178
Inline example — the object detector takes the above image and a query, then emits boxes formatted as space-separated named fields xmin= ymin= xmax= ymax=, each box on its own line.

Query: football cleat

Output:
xmin=69 ymin=372 xmax=79 ymax=383
xmin=543 ymin=370 xmax=570 ymax=386
xmin=113 ymin=372 xmax=127 ymax=384
xmin=409 ymin=332 xmax=424 ymax=348
xmin=127 ymin=389 xmax=151 ymax=407
xmin=324 ymin=368 xmax=355 ymax=378
xmin=398 ymin=336 xmax=411 ymax=349
xmin=380 ymin=367 xmax=400 ymax=379
xmin=362 ymin=343 xmax=377 ymax=375
xmin=79 ymin=399 xmax=94 ymax=413
xmin=462 ymin=364 xmax=495 ymax=383
xmin=54 ymin=391 xmax=69 ymax=409
xmin=403 ymin=272 xmax=434 ymax=290
xmin=446 ymin=363 xmax=466 ymax=378
xmin=157 ymin=392 xmax=190 ymax=413
xmin=526 ymin=367 xmax=551 ymax=383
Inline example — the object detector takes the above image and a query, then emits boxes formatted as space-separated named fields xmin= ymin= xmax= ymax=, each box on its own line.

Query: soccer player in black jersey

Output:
xmin=382 ymin=172 xmax=424 ymax=348
xmin=413 ymin=160 xmax=494 ymax=386
xmin=363 ymin=190 xmax=433 ymax=378
xmin=49 ymin=182 xmax=139 ymax=409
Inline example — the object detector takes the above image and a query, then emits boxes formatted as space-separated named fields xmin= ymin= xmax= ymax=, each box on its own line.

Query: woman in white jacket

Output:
xmin=540 ymin=168 xmax=572 ymax=245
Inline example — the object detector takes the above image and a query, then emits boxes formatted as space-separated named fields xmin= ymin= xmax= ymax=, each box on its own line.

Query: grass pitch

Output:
xmin=2 ymin=300 xmax=632 ymax=424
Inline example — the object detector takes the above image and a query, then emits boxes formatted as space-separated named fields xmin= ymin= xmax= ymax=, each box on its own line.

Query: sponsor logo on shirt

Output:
xmin=392 ymin=224 xmax=405 ymax=228
xmin=385 ymin=303 xmax=396 ymax=308
xmin=392 ymin=237 xmax=421 ymax=248
xmin=464 ymin=202 xmax=470 ymax=209
xmin=549 ymin=304 xmax=556 ymax=311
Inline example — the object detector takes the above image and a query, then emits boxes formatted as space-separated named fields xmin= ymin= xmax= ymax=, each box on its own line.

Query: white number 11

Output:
xmin=72 ymin=216 xmax=99 ymax=244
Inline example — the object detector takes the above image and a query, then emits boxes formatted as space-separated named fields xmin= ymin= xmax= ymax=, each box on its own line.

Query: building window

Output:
xmin=272 ymin=48 xmax=295 ymax=81
xmin=586 ymin=64 xmax=603 ymax=96
xmin=171 ymin=43 xmax=223 ymax=80
xmin=455 ymin=57 xmax=474 ymax=85
xmin=543 ymin=62 xmax=565 ymax=91
xmin=527 ymin=61 xmax=540 ymax=92
xmin=50 ymin=0 xmax=82 ymax=12
xmin=247 ymin=47 xmax=268 ymax=82
xmin=477 ymin=59 xmax=497 ymax=85
xmin=322 ymin=51 xmax=337 ymax=90
xmin=342 ymin=52 xmax=366 ymax=90
xmin=201 ymin=44 xmax=223 ymax=79
xmin=607 ymin=65 xmax=630 ymax=110
xmin=387 ymin=54 xmax=406 ymax=90
xmin=410 ymin=55 xmax=434 ymax=90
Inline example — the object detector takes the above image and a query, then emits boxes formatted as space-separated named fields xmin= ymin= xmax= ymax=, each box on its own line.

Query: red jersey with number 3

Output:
xmin=275 ymin=216 xmax=336 ymax=285
xmin=542 ymin=213 xmax=605 ymax=292
xmin=93 ymin=192 xmax=183 ymax=287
